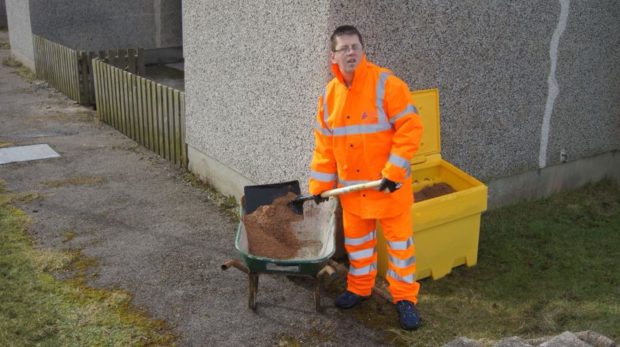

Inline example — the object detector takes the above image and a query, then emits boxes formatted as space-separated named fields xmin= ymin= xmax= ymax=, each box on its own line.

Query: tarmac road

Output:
xmin=0 ymin=30 xmax=388 ymax=346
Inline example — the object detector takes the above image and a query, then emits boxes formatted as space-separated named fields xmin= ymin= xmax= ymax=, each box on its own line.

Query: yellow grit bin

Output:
xmin=377 ymin=89 xmax=488 ymax=280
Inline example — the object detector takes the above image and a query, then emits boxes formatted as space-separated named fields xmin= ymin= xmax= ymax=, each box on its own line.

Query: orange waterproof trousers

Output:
xmin=343 ymin=208 xmax=419 ymax=303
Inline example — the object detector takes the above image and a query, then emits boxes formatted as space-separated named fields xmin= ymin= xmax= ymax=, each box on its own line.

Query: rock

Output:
xmin=575 ymin=331 xmax=617 ymax=347
xmin=443 ymin=337 xmax=483 ymax=347
xmin=539 ymin=331 xmax=592 ymax=347
xmin=495 ymin=336 xmax=533 ymax=347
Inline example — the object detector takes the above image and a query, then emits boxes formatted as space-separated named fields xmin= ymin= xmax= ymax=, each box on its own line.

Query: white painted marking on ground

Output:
xmin=0 ymin=144 xmax=61 ymax=164
xmin=539 ymin=0 xmax=570 ymax=169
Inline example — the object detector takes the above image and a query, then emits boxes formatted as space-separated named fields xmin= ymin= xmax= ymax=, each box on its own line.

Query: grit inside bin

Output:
xmin=376 ymin=88 xmax=488 ymax=280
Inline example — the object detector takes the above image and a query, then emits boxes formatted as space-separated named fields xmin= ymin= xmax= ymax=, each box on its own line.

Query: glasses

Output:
xmin=333 ymin=44 xmax=363 ymax=54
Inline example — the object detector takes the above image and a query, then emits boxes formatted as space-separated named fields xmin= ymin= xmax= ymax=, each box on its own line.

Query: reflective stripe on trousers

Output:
xmin=343 ymin=209 xmax=420 ymax=303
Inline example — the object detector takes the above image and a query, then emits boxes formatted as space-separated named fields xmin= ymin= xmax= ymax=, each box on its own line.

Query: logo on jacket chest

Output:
xmin=360 ymin=111 xmax=378 ymax=123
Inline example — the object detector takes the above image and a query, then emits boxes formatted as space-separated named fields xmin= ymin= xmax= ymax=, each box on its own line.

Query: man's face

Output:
xmin=330 ymin=34 xmax=364 ymax=75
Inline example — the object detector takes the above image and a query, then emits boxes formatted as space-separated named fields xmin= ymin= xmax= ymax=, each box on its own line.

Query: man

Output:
xmin=308 ymin=25 xmax=424 ymax=330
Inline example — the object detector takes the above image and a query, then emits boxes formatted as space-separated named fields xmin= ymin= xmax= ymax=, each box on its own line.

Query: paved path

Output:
xmin=0 ymin=31 xmax=386 ymax=346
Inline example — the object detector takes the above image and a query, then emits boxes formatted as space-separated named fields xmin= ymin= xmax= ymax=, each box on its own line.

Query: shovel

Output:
xmin=288 ymin=179 xmax=382 ymax=214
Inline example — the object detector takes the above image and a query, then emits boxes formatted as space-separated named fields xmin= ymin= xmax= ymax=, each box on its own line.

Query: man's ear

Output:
xmin=329 ymin=51 xmax=336 ymax=64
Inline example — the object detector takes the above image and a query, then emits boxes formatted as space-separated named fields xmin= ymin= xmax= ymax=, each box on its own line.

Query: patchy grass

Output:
xmin=334 ymin=179 xmax=620 ymax=346
xmin=9 ymin=191 xmax=44 ymax=204
xmin=63 ymin=230 xmax=76 ymax=243
xmin=2 ymin=56 xmax=35 ymax=82
xmin=41 ymin=176 xmax=106 ymax=188
xmin=182 ymin=172 xmax=239 ymax=222
xmin=0 ymin=181 xmax=176 ymax=346
xmin=0 ymin=141 xmax=14 ymax=148
xmin=0 ymin=41 xmax=10 ymax=50
xmin=28 ymin=112 xmax=95 ymax=124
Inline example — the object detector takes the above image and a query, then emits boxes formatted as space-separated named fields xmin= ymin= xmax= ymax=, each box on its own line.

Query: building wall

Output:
xmin=0 ymin=0 xmax=7 ymax=29
xmin=328 ymin=0 xmax=620 ymax=181
xmin=548 ymin=1 xmax=620 ymax=169
xmin=185 ymin=1 xmax=619 ymax=206
xmin=184 ymin=0 xmax=332 ymax=198
xmin=28 ymin=0 xmax=182 ymax=50
xmin=5 ymin=0 xmax=34 ymax=69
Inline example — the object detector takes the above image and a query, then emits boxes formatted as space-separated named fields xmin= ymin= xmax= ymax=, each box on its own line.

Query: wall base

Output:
xmin=190 ymin=145 xmax=619 ymax=210
xmin=9 ymin=48 xmax=34 ymax=71
xmin=487 ymin=150 xmax=620 ymax=209
xmin=187 ymin=145 xmax=255 ymax=201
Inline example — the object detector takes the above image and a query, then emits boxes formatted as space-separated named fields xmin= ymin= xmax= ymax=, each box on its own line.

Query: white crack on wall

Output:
xmin=539 ymin=0 xmax=569 ymax=169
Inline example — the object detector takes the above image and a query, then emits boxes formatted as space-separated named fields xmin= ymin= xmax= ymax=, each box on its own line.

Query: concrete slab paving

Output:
xmin=0 ymin=143 xmax=60 ymax=164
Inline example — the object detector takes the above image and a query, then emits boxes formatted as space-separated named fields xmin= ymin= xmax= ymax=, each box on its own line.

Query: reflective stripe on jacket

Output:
xmin=309 ymin=55 xmax=423 ymax=219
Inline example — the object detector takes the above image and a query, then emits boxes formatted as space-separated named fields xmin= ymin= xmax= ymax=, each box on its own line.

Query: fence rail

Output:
xmin=33 ymin=35 xmax=144 ymax=106
xmin=93 ymin=59 xmax=187 ymax=168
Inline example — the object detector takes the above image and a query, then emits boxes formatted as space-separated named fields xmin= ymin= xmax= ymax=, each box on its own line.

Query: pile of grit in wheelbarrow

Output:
xmin=222 ymin=181 xmax=338 ymax=311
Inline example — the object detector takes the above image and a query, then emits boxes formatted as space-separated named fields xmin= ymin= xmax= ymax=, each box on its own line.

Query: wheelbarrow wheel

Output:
xmin=248 ymin=273 xmax=259 ymax=311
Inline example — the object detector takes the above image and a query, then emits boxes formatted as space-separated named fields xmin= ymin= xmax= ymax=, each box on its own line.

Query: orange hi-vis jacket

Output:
xmin=309 ymin=55 xmax=424 ymax=219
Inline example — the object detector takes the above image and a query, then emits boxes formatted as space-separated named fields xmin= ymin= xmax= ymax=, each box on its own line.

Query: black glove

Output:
xmin=378 ymin=177 xmax=401 ymax=193
xmin=313 ymin=194 xmax=329 ymax=204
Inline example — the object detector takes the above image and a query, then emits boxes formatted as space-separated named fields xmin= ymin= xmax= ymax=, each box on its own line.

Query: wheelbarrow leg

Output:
xmin=249 ymin=273 xmax=259 ymax=311
xmin=314 ymin=276 xmax=322 ymax=312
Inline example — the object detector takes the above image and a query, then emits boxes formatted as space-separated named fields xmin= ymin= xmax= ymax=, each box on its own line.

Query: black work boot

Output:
xmin=395 ymin=300 xmax=422 ymax=330
xmin=334 ymin=290 xmax=369 ymax=309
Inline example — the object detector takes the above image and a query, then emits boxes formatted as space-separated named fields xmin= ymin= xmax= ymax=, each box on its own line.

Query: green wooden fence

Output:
xmin=33 ymin=35 xmax=81 ymax=102
xmin=33 ymin=35 xmax=144 ymax=106
xmin=92 ymin=59 xmax=187 ymax=168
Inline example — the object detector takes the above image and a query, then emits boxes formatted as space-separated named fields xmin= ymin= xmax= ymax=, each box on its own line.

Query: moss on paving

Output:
xmin=182 ymin=171 xmax=239 ymax=222
xmin=41 ymin=176 xmax=106 ymax=188
xmin=2 ymin=56 xmax=35 ymax=82
xmin=0 ymin=180 xmax=177 ymax=346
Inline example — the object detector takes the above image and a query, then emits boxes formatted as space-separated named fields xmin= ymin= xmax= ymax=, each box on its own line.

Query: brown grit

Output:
xmin=414 ymin=182 xmax=456 ymax=202
xmin=242 ymin=192 xmax=303 ymax=259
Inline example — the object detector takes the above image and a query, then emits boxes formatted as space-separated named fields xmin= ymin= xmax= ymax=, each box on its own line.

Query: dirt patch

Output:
xmin=242 ymin=192 xmax=302 ymax=259
xmin=414 ymin=182 xmax=456 ymax=202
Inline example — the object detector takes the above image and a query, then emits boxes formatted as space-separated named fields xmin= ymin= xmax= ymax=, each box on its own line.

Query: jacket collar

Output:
xmin=331 ymin=54 xmax=370 ymax=91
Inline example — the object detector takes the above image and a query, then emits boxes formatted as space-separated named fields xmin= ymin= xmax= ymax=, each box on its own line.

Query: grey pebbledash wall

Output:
xmin=5 ymin=0 xmax=182 ymax=70
xmin=0 ymin=0 xmax=7 ymax=29
xmin=183 ymin=0 xmax=332 ymax=199
xmin=183 ymin=0 xmax=620 ymax=207
xmin=27 ymin=0 xmax=182 ymax=50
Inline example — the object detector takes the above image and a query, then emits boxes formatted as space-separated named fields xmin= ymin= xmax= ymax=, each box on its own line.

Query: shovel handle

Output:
xmin=320 ymin=179 xmax=382 ymax=198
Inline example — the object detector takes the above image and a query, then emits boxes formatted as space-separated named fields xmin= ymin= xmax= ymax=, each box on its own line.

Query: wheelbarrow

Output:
xmin=221 ymin=180 xmax=338 ymax=312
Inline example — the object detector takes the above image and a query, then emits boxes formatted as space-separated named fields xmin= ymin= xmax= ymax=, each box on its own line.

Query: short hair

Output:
xmin=330 ymin=25 xmax=364 ymax=52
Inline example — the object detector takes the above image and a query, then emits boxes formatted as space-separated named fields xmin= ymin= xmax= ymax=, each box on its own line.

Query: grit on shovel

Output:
xmin=288 ymin=179 xmax=382 ymax=214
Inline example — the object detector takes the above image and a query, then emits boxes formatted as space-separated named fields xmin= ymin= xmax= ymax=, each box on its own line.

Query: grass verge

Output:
xmin=0 ymin=181 xmax=176 ymax=346
xmin=332 ymin=179 xmax=620 ymax=346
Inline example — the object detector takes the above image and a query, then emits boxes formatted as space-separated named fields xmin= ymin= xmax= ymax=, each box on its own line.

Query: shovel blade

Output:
xmin=287 ymin=194 xmax=314 ymax=215
xmin=243 ymin=180 xmax=301 ymax=214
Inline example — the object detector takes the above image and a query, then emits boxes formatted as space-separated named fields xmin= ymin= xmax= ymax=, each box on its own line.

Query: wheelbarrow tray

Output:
xmin=235 ymin=199 xmax=336 ymax=276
